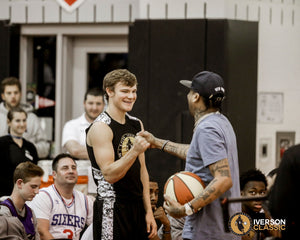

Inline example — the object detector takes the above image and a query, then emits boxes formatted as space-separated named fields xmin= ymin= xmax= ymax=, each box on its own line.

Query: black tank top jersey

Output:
xmin=86 ymin=111 xmax=144 ymax=201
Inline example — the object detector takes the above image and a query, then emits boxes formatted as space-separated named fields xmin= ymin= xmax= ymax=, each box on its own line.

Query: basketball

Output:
xmin=164 ymin=171 xmax=205 ymax=205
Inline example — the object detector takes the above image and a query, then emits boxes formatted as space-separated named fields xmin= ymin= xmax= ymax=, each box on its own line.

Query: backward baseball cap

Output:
xmin=180 ymin=71 xmax=225 ymax=99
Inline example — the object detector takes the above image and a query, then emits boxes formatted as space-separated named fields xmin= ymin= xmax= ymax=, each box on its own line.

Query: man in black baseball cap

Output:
xmin=138 ymin=70 xmax=240 ymax=240
xmin=180 ymin=71 xmax=225 ymax=98
xmin=180 ymin=71 xmax=225 ymax=114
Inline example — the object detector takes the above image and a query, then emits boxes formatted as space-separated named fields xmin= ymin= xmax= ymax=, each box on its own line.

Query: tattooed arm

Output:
xmin=137 ymin=130 xmax=189 ymax=160
xmin=190 ymin=158 xmax=232 ymax=211
xmin=164 ymin=158 xmax=233 ymax=218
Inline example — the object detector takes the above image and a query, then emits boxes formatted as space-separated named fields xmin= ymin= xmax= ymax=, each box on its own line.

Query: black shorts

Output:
xmin=93 ymin=198 xmax=148 ymax=240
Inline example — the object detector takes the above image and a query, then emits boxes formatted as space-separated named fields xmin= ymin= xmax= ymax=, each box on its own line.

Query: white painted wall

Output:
xmin=0 ymin=0 xmax=299 ymax=174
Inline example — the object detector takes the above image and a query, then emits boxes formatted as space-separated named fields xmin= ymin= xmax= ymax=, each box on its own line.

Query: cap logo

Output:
xmin=214 ymin=87 xmax=225 ymax=92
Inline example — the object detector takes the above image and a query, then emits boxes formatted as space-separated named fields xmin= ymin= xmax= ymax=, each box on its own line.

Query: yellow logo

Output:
xmin=117 ymin=133 xmax=135 ymax=158
xmin=228 ymin=212 xmax=252 ymax=236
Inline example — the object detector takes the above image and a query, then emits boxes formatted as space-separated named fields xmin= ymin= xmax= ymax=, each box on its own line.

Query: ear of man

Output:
xmin=16 ymin=179 xmax=24 ymax=189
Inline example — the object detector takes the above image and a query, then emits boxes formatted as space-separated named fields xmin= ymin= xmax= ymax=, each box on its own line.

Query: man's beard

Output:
xmin=5 ymin=101 xmax=19 ymax=109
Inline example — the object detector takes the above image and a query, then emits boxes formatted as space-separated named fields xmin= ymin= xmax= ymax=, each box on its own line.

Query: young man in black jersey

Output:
xmin=86 ymin=69 xmax=157 ymax=239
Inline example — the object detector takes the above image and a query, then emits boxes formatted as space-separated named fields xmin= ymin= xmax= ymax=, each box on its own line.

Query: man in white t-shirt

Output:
xmin=28 ymin=153 xmax=93 ymax=240
xmin=62 ymin=88 xmax=105 ymax=194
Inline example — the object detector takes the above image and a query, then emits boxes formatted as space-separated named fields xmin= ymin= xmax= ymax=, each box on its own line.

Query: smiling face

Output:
xmin=107 ymin=82 xmax=137 ymax=113
xmin=8 ymin=112 xmax=27 ymax=136
xmin=241 ymin=181 xmax=266 ymax=213
xmin=53 ymin=157 xmax=78 ymax=187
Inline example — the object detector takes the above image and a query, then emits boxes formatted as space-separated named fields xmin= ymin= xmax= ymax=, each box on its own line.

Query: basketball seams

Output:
xmin=173 ymin=175 xmax=194 ymax=204
xmin=173 ymin=174 xmax=195 ymax=203
xmin=165 ymin=178 xmax=178 ymax=202
xmin=181 ymin=171 xmax=206 ymax=188
xmin=164 ymin=171 xmax=206 ymax=205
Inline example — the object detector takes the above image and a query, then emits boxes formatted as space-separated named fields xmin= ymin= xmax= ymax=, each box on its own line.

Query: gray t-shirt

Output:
xmin=183 ymin=112 xmax=241 ymax=240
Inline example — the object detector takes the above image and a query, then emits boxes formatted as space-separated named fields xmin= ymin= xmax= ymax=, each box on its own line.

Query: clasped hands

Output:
xmin=137 ymin=131 xmax=186 ymax=219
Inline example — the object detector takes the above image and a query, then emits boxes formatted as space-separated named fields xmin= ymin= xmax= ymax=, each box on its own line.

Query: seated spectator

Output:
xmin=150 ymin=180 xmax=185 ymax=240
xmin=240 ymin=168 xmax=280 ymax=240
xmin=0 ymin=161 xmax=44 ymax=240
xmin=62 ymin=87 xmax=105 ymax=195
xmin=0 ymin=215 xmax=29 ymax=240
xmin=28 ymin=153 xmax=93 ymax=240
xmin=0 ymin=107 xmax=39 ymax=197
xmin=0 ymin=77 xmax=49 ymax=158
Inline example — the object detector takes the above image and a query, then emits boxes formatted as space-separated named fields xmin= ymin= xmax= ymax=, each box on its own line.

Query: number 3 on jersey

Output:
xmin=63 ymin=229 xmax=73 ymax=239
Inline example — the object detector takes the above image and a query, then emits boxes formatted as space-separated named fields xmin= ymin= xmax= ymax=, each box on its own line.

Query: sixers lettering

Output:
xmin=28 ymin=154 xmax=93 ymax=240
xmin=29 ymin=184 xmax=93 ymax=239
xmin=51 ymin=213 xmax=85 ymax=227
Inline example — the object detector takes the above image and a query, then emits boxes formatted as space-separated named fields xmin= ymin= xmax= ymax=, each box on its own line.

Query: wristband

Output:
xmin=187 ymin=201 xmax=196 ymax=213
xmin=161 ymin=140 xmax=170 ymax=152
xmin=184 ymin=202 xmax=193 ymax=216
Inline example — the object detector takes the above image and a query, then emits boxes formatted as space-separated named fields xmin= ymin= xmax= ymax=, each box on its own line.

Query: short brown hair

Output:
xmin=103 ymin=69 xmax=137 ymax=101
xmin=7 ymin=107 xmax=27 ymax=134
xmin=7 ymin=107 xmax=27 ymax=122
xmin=0 ymin=77 xmax=21 ymax=94
xmin=13 ymin=162 xmax=44 ymax=184
xmin=84 ymin=87 xmax=104 ymax=101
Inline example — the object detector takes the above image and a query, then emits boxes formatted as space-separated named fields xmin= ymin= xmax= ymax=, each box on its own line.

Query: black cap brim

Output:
xmin=180 ymin=80 xmax=192 ymax=89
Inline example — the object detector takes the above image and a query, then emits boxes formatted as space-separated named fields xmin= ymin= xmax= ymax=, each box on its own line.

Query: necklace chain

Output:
xmin=193 ymin=111 xmax=220 ymax=132
xmin=9 ymin=134 xmax=23 ymax=139
xmin=54 ymin=185 xmax=77 ymax=238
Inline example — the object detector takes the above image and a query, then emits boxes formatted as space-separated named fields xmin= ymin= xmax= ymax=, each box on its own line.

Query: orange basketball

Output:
xmin=164 ymin=171 xmax=206 ymax=205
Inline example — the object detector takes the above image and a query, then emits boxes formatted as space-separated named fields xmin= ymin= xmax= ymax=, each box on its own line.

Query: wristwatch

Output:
xmin=184 ymin=202 xmax=193 ymax=216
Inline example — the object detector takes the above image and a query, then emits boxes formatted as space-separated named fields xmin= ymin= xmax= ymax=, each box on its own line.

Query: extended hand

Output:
xmin=137 ymin=131 xmax=157 ymax=148
xmin=163 ymin=195 xmax=186 ymax=218
xmin=133 ymin=135 xmax=150 ymax=154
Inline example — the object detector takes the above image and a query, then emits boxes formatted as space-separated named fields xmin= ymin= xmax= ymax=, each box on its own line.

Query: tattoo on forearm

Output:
xmin=191 ymin=161 xmax=232 ymax=209
xmin=196 ymin=179 xmax=217 ymax=202
xmin=165 ymin=143 xmax=189 ymax=160
xmin=202 ymin=189 xmax=213 ymax=201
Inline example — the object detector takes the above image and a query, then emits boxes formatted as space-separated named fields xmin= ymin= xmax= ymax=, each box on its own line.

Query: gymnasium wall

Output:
xmin=0 ymin=0 xmax=299 ymax=175
xmin=129 ymin=19 xmax=258 ymax=196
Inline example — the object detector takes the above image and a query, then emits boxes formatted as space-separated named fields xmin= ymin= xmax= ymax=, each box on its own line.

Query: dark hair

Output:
xmin=7 ymin=107 xmax=27 ymax=134
xmin=1 ymin=77 xmax=21 ymax=94
xmin=267 ymin=168 xmax=278 ymax=177
xmin=240 ymin=168 xmax=268 ymax=191
xmin=103 ymin=69 xmax=137 ymax=101
xmin=13 ymin=161 xmax=44 ymax=184
xmin=52 ymin=153 xmax=76 ymax=171
xmin=149 ymin=175 xmax=156 ymax=183
xmin=202 ymin=92 xmax=225 ymax=111
xmin=7 ymin=107 xmax=27 ymax=122
xmin=84 ymin=87 xmax=104 ymax=101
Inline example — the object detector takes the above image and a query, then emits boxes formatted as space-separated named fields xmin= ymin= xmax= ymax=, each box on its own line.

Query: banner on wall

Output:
xmin=35 ymin=95 xmax=55 ymax=109
xmin=56 ymin=0 xmax=86 ymax=13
